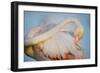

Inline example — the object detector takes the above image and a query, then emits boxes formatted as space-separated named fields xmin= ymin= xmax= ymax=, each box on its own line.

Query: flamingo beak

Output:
xmin=74 ymin=27 xmax=84 ymax=43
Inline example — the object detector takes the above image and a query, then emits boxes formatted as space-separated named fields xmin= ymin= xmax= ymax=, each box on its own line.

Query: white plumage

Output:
xmin=24 ymin=18 xmax=84 ymax=61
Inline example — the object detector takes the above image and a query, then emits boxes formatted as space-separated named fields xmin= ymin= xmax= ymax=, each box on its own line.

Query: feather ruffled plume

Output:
xmin=24 ymin=18 xmax=84 ymax=61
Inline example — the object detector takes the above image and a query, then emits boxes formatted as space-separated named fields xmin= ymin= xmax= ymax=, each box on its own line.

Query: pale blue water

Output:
xmin=24 ymin=11 xmax=90 ymax=62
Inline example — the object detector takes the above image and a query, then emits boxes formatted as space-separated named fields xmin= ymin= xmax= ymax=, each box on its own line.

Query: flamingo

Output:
xmin=24 ymin=18 xmax=84 ymax=61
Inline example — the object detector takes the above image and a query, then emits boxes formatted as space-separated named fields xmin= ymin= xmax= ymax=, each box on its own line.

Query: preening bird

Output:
xmin=24 ymin=18 xmax=84 ymax=61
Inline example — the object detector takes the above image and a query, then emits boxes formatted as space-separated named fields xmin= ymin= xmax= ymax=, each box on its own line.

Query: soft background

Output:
xmin=24 ymin=11 xmax=90 ymax=61
xmin=0 ymin=0 xmax=99 ymax=73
